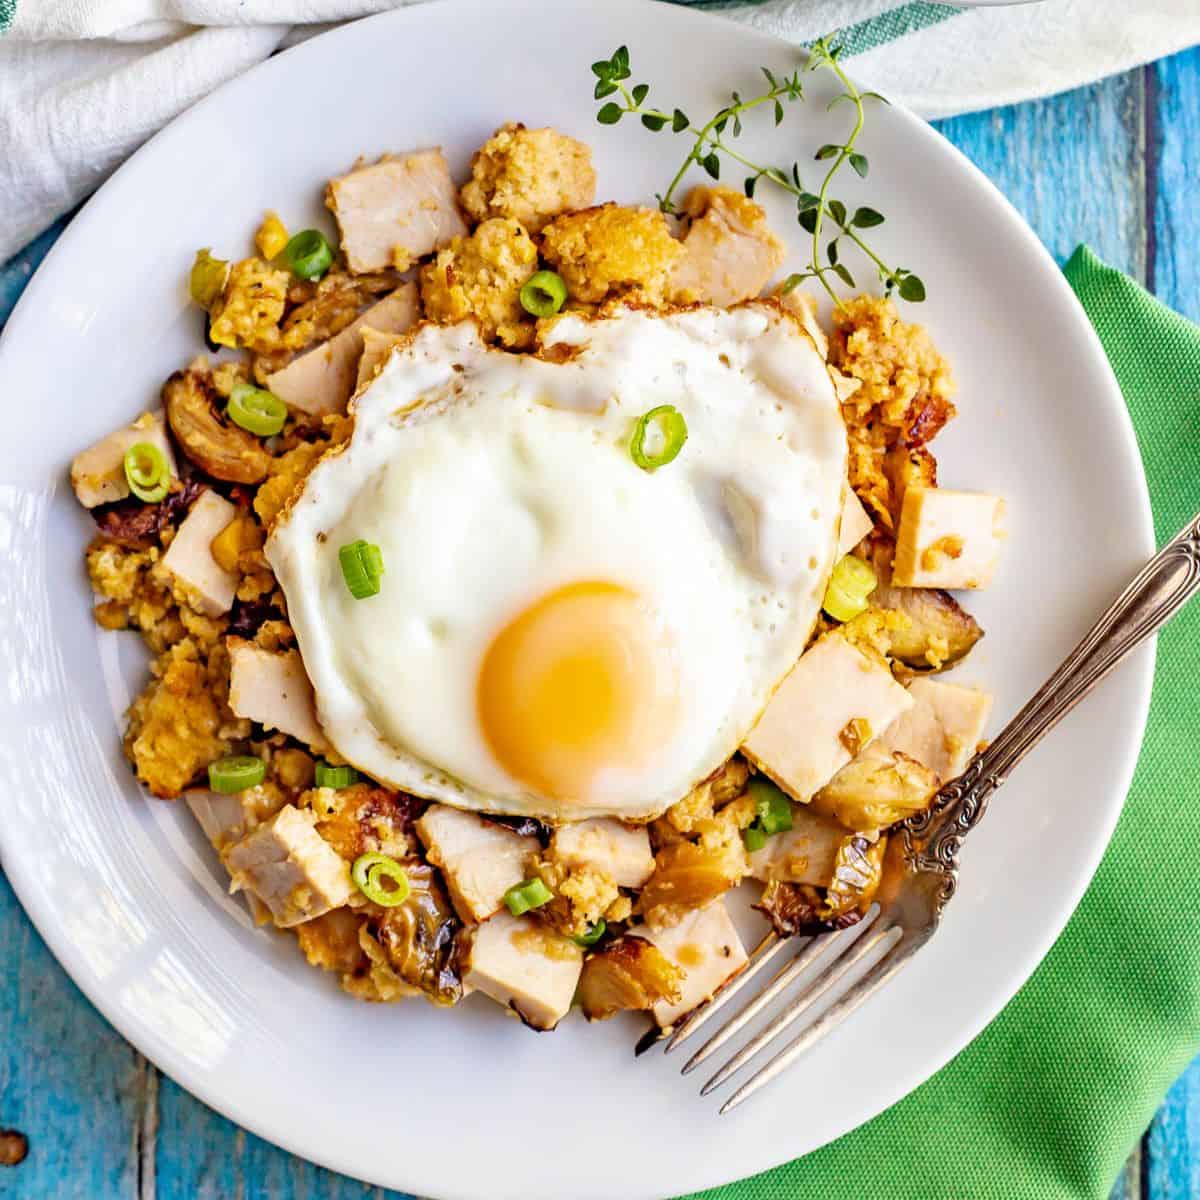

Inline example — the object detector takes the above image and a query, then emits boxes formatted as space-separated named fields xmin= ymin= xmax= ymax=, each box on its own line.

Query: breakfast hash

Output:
xmin=71 ymin=119 xmax=1004 ymax=1033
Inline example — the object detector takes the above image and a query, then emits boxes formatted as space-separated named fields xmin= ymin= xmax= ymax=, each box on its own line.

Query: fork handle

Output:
xmin=906 ymin=509 xmax=1200 ymax=897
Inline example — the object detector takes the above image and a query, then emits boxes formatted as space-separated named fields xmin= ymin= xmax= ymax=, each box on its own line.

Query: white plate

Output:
xmin=0 ymin=1 xmax=1154 ymax=1196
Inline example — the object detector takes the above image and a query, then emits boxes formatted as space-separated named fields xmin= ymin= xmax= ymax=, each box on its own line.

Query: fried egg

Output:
xmin=267 ymin=302 xmax=846 ymax=820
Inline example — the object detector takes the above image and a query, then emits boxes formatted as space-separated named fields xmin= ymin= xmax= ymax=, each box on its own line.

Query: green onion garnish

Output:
xmin=822 ymin=554 xmax=878 ymax=623
xmin=315 ymin=761 xmax=359 ymax=789
xmin=503 ymin=877 xmax=553 ymax=917
xmin=283 ymin=229 xmax=334 ymax=281
xmin=351 ymin=853 xmax=411 ymax=908
xmin=338 ymin=539 xmax=384 ymax=600
xmin=123 ymin=442 xmax=171 ymax=503
xmin=228 ymin=383 xmax=288 ymax=437
xmin=749 ymin=776 xmax=793 ymax=836
xmin=519 ymin=270 xmax=568 ymax=318
xmin=573 ymin=920 xmax=607 ymax=948
xmin=207 ymin=755 xmax=266 ymax=794
xmin=742 ymin=823 xmax=769 ymax=853
xmin=630 ymin=405 xmax=688 ymax=471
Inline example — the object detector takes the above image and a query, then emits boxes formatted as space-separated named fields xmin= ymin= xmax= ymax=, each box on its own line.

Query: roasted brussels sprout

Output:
xmin=870 ymin=581 xmax=983 ymax=672
xmin=754 ymin=880 xmax=864 ymax=938
xmin=811 ymin=743 xmax=939 ymax=831
xmin=823 ymin=833 xmax=887 ymax=918
xmin=163 ymin=365 xmax=272 ymax=484
xmin=371 ymin=860 xmax=463 ymax=1006
xmin=577 ymin=935 xmax=683 ymax=1021
xmin=636 ymin=835 xmax=746 ymax=928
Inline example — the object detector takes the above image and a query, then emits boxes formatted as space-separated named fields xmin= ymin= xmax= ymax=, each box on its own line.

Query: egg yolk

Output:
xmin=477 ymin=581 xmax=681 ymax=801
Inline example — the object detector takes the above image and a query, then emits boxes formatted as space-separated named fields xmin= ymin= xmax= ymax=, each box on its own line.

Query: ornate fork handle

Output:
xmin=904 ymin=509 xmax=1200 ymax=907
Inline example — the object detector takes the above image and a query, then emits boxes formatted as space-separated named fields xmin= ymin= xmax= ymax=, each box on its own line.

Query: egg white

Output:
xmin=267 ymin=302 xmax=846 ymax=820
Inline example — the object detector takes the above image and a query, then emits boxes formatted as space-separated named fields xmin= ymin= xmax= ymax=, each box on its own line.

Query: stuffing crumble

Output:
xmin=460 ymin=124 xmax=596 ymax=234
xmin=539 ymin=204 xmax=683 ymax=306
xmin=208 ymin=258 xmax=290 ymax=351
xmin=419 ymin=217 xmax=539 ymax=349
xmin=124 ymin=637 xmax=249 ymax=797
xmin=830 ymin=296 xmax=956 ymax=529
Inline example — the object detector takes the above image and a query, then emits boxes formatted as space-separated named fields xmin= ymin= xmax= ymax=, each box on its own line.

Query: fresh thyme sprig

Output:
xmin=590 ymin=40 xmax=925 ymax=307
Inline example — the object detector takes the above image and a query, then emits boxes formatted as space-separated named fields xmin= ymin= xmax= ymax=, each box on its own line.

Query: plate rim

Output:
xmin=0 ymin=0 xmax=1156 ymax=1195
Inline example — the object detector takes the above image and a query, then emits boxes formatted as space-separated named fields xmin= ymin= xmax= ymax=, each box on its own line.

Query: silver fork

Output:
xmin=645 ymin=509 xmax=1200 ymax=1113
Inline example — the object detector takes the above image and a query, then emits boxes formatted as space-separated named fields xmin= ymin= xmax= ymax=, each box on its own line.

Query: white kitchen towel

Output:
xmin=1 ymin=0 xmax=1197 ymax=264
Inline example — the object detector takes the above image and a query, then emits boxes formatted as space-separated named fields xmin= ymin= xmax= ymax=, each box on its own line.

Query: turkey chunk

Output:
xmin=326 ymin=150 xmax=467 ymax=273
xmin=265 ymin=284 xmax=418 ymax=416
xmin=838 ymin=488 xmax=875 ymax=555
xmin=550 ymin=819 xmax=654 ymax=889
xmin=355 ymin=327 xmax=410 ymax=391
xmin=881 ymin=677 xmax=994 ymax=782
xmin=463 ymin=911 xmax=583 ymax=1030
xmin=892 ymin=487 xmax=1006 ymax=589
xmin=415 ymin=805 xmax=537 ymax=924
xmin=640 ymin=899 xmax=748 ymax=1027
xmin=70 ymin=411 xmax=177 ymax=508
xmin=670 ymin=186 xmax=785 ymax=306
xmin=742 ymin=633 xmax=913 ymax=802
xmin=186 ymin=784 xmax=288 ymax=854
xmin=227 ymin=639 xmax=327 ymax=751
xmin=160 ymin=490 xmax=239 ymax=617
xmin=225 ymin=804 xmax=353 ymax=927
xmin=746 ymin=803 xmax=846 ymax=884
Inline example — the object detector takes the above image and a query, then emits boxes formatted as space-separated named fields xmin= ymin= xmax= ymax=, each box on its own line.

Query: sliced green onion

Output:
xmin=749 ymin=776 xmax=793 ymax=836
xmin=630 ymin=405 xmax=688 ymax=471
xmin=283 ymin=229 xmax=334 ymax=281
xmin=503 ymin=877 xmax=553 ymax=917
xmin=228 ymin=383 xmax=287 ymax=437
xmin=208 ymin=755 xmax=266 ymax=794
xmin=189 ymin=248 xmax=229 ymax=309
xmin=352 ymin=853 xmax=411 ymax=907
xmin=519 ymin=270 xmax=568 ymax=318
xmin=742 ymin=823 xmax=769 ymax=853
xmin=822 ymin=554 xmax=878 ymax=623
xmin=315 ymin=761 xmax=359 ymax=789
xmin=123 ymin=442 xmax=171 ymax=503
xmin=338 ymin=539 xmax=384 ymax=600
xmin=573 ymin=920 xmax=607 ymax=948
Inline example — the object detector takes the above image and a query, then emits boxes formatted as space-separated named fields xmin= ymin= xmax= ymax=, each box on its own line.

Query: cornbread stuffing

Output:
xmin=419 ymin=217 xmax=539 ymax=348
xmin=73 ymin=115 xmax=1000 ymax=1029
xmin=208 ymin=258 xmax=290 ymax=351
xmin=460 ymin=123 xmax=596 ymax=233
xmin=539 ymin=204 xmax=683 ymax=305
xmin=830 ymin=296 xmax=957 ymax=528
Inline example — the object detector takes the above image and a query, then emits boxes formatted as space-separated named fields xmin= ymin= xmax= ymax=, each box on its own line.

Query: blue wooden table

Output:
xmin=2 ymin=43 xmax=1198 ymax=1200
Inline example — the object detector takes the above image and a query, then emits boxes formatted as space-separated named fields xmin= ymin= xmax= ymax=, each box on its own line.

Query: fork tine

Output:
xmin=682 ymin=904 xmax=881 ymax=1076
xmin=700 ymin=918 xmax=894 ymax=1096
xmin=664 ymin=931 xmax=790 ymax=1055
xmin=719 ymin=927 xmax=916 ymax=1114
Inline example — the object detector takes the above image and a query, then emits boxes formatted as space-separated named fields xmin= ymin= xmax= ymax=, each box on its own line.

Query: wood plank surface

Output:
xmin=0 ymin=874 xmax=147 ymax=1198
xmin=1 ymin=44 xmax=1198 ymax=1200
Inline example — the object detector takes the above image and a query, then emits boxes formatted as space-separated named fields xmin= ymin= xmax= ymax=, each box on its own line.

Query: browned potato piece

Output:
xmin=577 ymin=935 xmax=683 ymax=1021
xmin=163 ymin=365 xmax=271 ymax=484
xmin=871 ymin=580 xmax=983 ymax=672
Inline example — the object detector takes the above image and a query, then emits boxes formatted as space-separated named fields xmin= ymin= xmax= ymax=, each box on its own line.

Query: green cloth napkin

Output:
xmin=688 ymin=246 xmax=1200 ymax=1200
